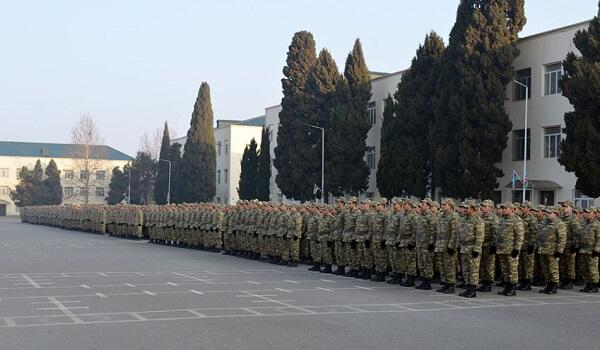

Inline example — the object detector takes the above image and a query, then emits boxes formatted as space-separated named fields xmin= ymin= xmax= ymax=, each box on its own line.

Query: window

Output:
xmin=366 ymin=192 xmax=374 ymax=198
xmin=224 ymin=140 xmax=229 ymax=154
xmin=0 ymin=186 xmax=8 ymax=196
xmin=96 ymin=171 xmax=105 ymax=181
xmin=216 ymin=197 xmax=221 ymax=203
xmin=95 ymin=187 xmax=104 ymax=197
xmin=544 ymin=126 xmax=562 ymax=158
xmin=539 ymin=191 xmax=555 ymax=206
xmin=217 ymin=142 xmax=222 ymax=156
xmin=64 ymin=170 xmax=74 ymax=180
xmin=514 ymin=68 xmax=531 ymax=100
xmin=224 ymin=169 xmax=228 ymax=183
xmin=575 ymin=190 xmax=594 ymax=209
xmin=80 ymin=170 xmax=88 ymax=180
xmin=79 ymin=187 xmax=87 ymax=196
xmin=544 ymin=63 xmax=562 ymax=96
xmin=217 ymin=170 xmax=221 ymax=185
xmin=493 ymin=191 xmax=502 ymax=205
xmin=0 ymin=168 xmax=8 ymax=178
xmin=366 ymin=147 xmax=376 ymax=170
xmin=512 ymin=129 xmax=531 ymax=161
xmin=64 ymin=187 xmax=74 ymax=196
xmin=512 ymin=189 xmax=531 ymax=202
xmin=16 ymin=168 xmax=21 ymax=180
xmin=367 ymin=101 xmax=376 ymax=125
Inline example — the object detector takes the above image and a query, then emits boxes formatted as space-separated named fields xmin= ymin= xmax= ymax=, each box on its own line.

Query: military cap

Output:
xmin=348 ymin=196 xmax=358 ymax=204
xmin=481 ymin=199 xmax=495 ymax=207
xmin=542 ymin=205 xmax=559 ymax=213
xmin=441 ymin=198 xmax=456 ymax=208
xmin=583 ymin=208 xmax=594 ymax=213
xmin=522 ymin=201 xmax=533 ymax=209
xmin=336 ymin=197 xmax=346 ymax=203
xmin=430 ymin=200 xmax=440 ymax=208
xmin=530 ymin=207 xmax=540 ymax=212
xmin=391 ymin=197 xmax=403 ymax=204
xmin=378 ymin=198 xmax=388 ymax=205
xmin=462 ymin=199 xmax=477 ymax=208
xmin=559 ymin=200 xmax=574 ymax=207
xmin=361 ymin=199 xmax=373 ymax=205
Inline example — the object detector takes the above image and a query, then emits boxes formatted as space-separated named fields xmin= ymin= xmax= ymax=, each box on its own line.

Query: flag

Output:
xmin=512 ymin=170 xmax=522 ymax=190
xmin=523 ymin=171 xmax=528 ymax=189
xmin=313 ymin=184 xmax=320 ymax=195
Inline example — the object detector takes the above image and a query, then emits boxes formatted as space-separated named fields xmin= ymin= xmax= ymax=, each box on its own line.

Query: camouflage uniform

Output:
xmin=458 ymin=202 xmax=485 ymax=296
xmin=434 ymin=199 xmax=460 ymax=292
xmin=575 ymin=213 xmax=600 ymax=291
xmin=536 ymin=207 xmax=567 ymax=293
xmin=560 ymin=209 xmax=581 ymax=287
xmin=519 ymin=208 xmax=539 ymax=285
xmin=495 ymin=205 xmax=524 ymax=293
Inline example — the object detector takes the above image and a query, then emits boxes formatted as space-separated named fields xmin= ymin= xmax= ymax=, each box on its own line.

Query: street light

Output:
xmin=127 ymin=166 xmax=131 ymax=204
xmin=159 ymin=159 xmax=172 ymax=204
xmin=513 ymin=79 xmax=529 ymax=204
xmin=302 ymin=123 xmax=325 ymax=204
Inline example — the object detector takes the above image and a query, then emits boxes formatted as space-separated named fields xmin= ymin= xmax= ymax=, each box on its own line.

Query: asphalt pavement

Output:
xmin=0 ymin=216 xmax=598 ymax=350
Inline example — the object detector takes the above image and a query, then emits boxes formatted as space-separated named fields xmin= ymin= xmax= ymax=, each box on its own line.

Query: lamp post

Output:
xmin=302 ymin=123 xmax=325 ymax=204
xmin=513 ymin=79 xmax=529 ymax=203
xmin=127 ymin=166 xmax=131 ymax=204
xmin=159 ymin=159 xmax=172 ymax=204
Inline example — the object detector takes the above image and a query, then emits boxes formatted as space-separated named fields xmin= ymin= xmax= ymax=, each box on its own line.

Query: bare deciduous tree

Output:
xmin=140 ymin=126 xmax=178 ymax=161
xmin=69 ymin=114 xmax=108 ymax=204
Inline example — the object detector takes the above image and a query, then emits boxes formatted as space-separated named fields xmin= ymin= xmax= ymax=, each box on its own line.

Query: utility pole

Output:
xmin=159 ymin=159 xmax=172 ymax=204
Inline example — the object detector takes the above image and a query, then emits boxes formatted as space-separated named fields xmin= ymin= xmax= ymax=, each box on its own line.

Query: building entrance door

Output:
xmin=0 ymin=204 xmax=6 ymax=216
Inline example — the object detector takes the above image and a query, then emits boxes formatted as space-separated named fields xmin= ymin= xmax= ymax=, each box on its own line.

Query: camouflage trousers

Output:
xmin=498 ymin=254 xmax=519 ymax=284
xmin=357 ymin=241 xmax=373 ymax=269
xmin=539 ymin=254 xmax=560 ymax=283
xmin=479 ymin=247 xmax=496 ymax=283
xmin=518 ymin=251 xmax=535 ymax=280
xmin=417 ymin=250 xmax=434 ymax=279
xmin=345 ymin=243 xmax=360 ymax=270
xmin=581 ymin=254 xmax=599 ymax=284
xmin=560 ymin=251 xmax=577 ymax=280
xmin=300 ymin=238 xmax=310 ymax=261
xmin=309 ymin=239 xmax=319 ymax=261
xmin=318 ymin=241 xmax=333 ymax=265
xmin=283 ymin=237 xmax=300 ymax=263
xmin=401 ymin=248 xmax=417 ymax=276
xmin=436 ymin=252 xmax=457 ymax=284
xmin=461 ymin=254 xmax=481 ymax=285
xmin=334 ymin=240 xmax=345 ymax=266
xmin=372 ymin=242 xmax=388 ymax=273
xmin=386 ymin=246 xmax=398 ymax=272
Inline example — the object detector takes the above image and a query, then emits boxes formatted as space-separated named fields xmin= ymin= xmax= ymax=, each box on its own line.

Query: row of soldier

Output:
xmin=19 ymin=197 xmax=600 ymax=298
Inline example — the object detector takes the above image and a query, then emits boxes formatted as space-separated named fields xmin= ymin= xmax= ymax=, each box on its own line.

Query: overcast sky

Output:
xmin=0 ymin=0 xmax=596 ymax=156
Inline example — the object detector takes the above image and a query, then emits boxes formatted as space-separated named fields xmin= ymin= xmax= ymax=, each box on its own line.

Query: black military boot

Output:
xmin=359 ymin=268 xmax=371 ymax=280
xmin=459 ymin=284 xmax=474 ymax=298
xmin=495 ymin=281 xmax=506 ymax=287
xmin=476 ymin=281 xmax=492 ymax=292
xmin=441 ymin=283 xmax=455 ymax=294
xmin=401 ymin=275 xmax=415 ymax=287
xmin=539 ymin=282 xmax=552 ymax=294
xmin=287 ymin=261 xmax=298 ymax=267
xmin=372 ymin=272 xmax=386 ymax=282
xmin=456 ymin=281 xmax=467 ymax=289
xmin=321 ymin=264 xmax=332 ymax=273
xmin=560 ymin=278 xmax=574 ymax=290
xmin=516 ymin=279 xmax=531 ymax=291
xmin=505 ymin=284 xmax=517 ymax=296
xmin=591 ymin=283 xmax=600 ymax=293
xmin=415 ymin=278 xmax=432 ymax=290
xmin=308 ymin=264 xmax=321 ymax=272
xmin=436 ymin=283 xmax=448 ymax=293
xmin=498 ymin=284 xmax=511 ymax=296
xmin=344 ymin=269 xmax=359 ymax=277
xmin=334 ymin=265 xmax=346 ymax=275
xmin=580 ymin=282 xmax=593 ymax=293
xmin=386 ymin=273 xmax=402 ymax=284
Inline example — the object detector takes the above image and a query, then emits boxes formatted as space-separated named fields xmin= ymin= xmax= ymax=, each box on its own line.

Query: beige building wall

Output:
xmin=0 ymin=156 xmax=129 ymax=216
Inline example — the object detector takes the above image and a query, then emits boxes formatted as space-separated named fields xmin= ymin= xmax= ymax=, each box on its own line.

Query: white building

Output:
xmin=0 ymin=141 xmax=132 ymax=216
xmin=172 ymin=116 xmax=264 ymax=205
xmin=264 ymin=20 xmax=599 ymax=207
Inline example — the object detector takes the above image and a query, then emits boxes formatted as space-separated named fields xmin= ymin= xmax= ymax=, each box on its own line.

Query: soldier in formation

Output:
xmin=20 ymin=197 xmax=600 ymax=297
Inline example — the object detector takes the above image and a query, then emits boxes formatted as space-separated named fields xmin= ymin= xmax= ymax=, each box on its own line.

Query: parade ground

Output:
xmin=0 ymin=216 xmax=599 ymax=350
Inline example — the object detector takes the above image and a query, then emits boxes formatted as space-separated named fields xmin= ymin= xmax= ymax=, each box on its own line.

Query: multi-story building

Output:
xmin=172 ymin=116 xmax=264 ymax=205
xmin=265 ymin=20 xmax=599 ymax=207
xmin=0 ymin=141 xmax=132 ymax=216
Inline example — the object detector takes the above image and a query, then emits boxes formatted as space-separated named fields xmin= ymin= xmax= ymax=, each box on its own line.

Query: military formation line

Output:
xmin=19 ymin=197 xmax=600 ymax=298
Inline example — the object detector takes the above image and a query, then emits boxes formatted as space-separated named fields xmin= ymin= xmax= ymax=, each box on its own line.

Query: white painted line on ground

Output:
xmin=189 ymin=290 xmax=204 ymax=295
xmin=173 ymin=272 xmax=215 ymax=284
xmin=47 ymin=296 xmax=83 ymax=324
xmin=320 ymin=279 xmax=336 ymax=283
xmin=98 ymin=273 xmax=107 ymax=277
xmin=81 ymin=284 xmax=91 ymax=289
xmin=21 ymin=274 xmax=41 ymax=288
xmin=95 ymin=293 xmax=107 ymax=298
xmin=129 ymin=313 xmax=147 ymax=321
xmin=316 ymin=287 xmax=335 ymax=292
xmin=36 ymin=307 xmax=89 ymax=310
xmin=135 ymin=272 xmax=145 ymax=276
xmin=275 ymin=288 xmax=292 ymax=293
xmin=246 ymin=280 xmax=260 ymax=285
xmin=32 ymin=301 xmax=81 ymax=304
xmin=343 ymin=306 xmax=370 ymax=312
xmin=353 ymin=286 xmax=375 ymax=291
xmin=4 ymin=317 xmax=16 ymax=327
xmin=283 ymin=280 xmax=299 ymax=284
xmin=166 ymin=282 xmax=179 ymax=286
xmin=242 ymin=308 xmax=264 ymax=315
xmin=143 ymin=290 xmax=156 ymax=296
xmin=125 ymin=283 xmax=135 ymax=287
xmin=186 ymin=309 xmax=206 ymax=317
xmin=1 ymin=242 xmax=9 ymax=247
xmin=61 ymin=273 xmax=69 ymax=277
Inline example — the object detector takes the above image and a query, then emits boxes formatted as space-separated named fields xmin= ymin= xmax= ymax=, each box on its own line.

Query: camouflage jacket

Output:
xmin=575 ymin=219 xmax=600 ymax=254
xmin=459 ymin=214 xmax=485 ymax=254
xmin=536 ymin=217 xmax=567 ymax=255
xmin=434 ymin=211 xmax=460 ymax=253
xmin=495 ymin=214 xmax=524 ymax=254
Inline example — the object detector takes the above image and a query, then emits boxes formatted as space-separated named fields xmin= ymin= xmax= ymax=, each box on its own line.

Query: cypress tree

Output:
xmin=238 ymin=138 xmax=259 ymax=200
xmin=43 ymin=159 xmax=62 ymax=205
xmin=10 ymin=166 xmax=35 ymax=207
xmin=377 ymin=95 xmax=402 ymax=198
xmin=129 ymin=151 xmax=157 ymax=205
xmin=154 ymin=121 xmax=172 ymax=204
xmin=327 ymin=39 xmax=372 ymax=197
xmin=169 ymin=142 xmax=183 ymax=203
xmin=559 ymin=7 xmax=600 ymax=197
xmin=390 ymin=32 xmax=445 ymax=198
xmin=431 ymin=0 xmax=526 ymax=199
xmin=274 ymin=31 xmax=318 ymax=202
xmin=106 ymin=166 xmax=127 ymax=205
xmin=256 ymin=127 xmax=271 ymax=201
xmin=179 ymin=82 xmax=217 ymax=203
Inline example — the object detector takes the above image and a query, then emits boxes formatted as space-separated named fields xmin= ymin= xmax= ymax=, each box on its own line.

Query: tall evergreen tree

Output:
xmin=178 ymin=82 xmax=217 ymax=203
xmin=559 ymin=6 xmax=600 ymax=197
xmin=274 ymin=31 xmax=318 ymax=201
xmin=10 ymin=167 xmax=36 ymax=207
xmin=327 ymin=39 xmax=372 ymax=197
xmin=129 ymin=151 xmax=157 ymax=205
xmin=106 ymin=166 xmax=127 ymax=205
xmin=154 ymin=121 xmax=172 ymax=204
xmin=43 ymin=159 xmax=62 ymax=205
xmin=256 ymin=127 xmax=271 ymax=201
xmin=169 ymin=142 xmax=183 ymax=203
xmin=383 ymin=32 xmax=445 ymax=198
xmin=377 ymin=95 xmax=401 ymax=198
xmin=238 ymin=138 xmax=259 ymax=200
xmin=431 ymin=0 xmax=526 ymax=199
